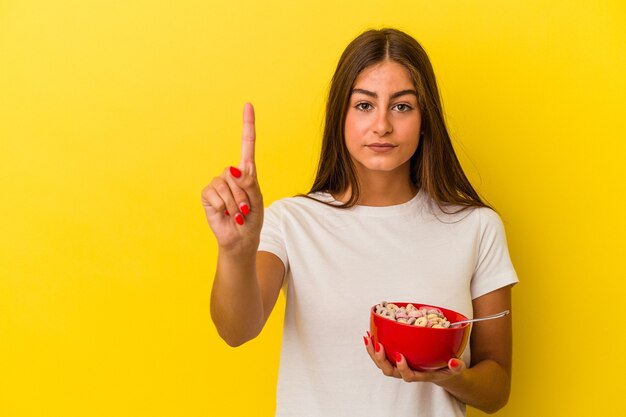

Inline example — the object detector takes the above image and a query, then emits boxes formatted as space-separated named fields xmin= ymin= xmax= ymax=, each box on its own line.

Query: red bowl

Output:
xmin=370 ymin=302 xmax=471 ymax=371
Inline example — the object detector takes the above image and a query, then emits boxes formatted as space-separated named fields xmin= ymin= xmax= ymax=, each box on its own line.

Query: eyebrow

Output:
xmin=351 ymin=88 xmax=418 ymax=99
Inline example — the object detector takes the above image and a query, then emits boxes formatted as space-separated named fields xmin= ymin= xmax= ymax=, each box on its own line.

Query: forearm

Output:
xmin=210 ymin=246 xmax=264 ymax=347
xmin=436 ymin=359 xmax=511 ymax=414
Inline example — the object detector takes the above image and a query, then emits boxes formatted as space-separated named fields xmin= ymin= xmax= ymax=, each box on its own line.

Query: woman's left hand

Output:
xmin=363 ymin=332 xmax=466 ymax=383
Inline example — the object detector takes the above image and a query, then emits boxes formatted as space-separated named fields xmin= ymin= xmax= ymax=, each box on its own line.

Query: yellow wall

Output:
xmin=1 ymin=1 xmax=624 ymax=416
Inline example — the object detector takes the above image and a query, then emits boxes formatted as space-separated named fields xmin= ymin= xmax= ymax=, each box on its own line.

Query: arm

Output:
xmin=202 ymin=103 xmax=285 ymax=346
xmin=434 ymin=285 xmax=513 ymax=413
xmin=210 ymin=250 xmax=284 ymax=346
xmin=364 ymin=285 xmax=513 ymax=414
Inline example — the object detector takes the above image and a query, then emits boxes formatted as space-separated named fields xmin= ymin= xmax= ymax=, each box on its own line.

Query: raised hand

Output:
xmin=201 ymin=103 xmax=264 ymax=252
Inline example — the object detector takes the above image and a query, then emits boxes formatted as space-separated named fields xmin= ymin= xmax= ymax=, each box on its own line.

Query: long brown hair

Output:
xmin=308 ymin=28 xmax=490 ymax=211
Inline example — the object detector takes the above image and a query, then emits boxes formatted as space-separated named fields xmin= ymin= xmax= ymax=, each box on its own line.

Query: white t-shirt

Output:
xmin=259 ymin=191 xmax=518 ymax=417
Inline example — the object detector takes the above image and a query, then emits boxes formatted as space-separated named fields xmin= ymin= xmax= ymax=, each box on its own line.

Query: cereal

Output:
xmin=374 ymin=302 xmax=451 ymax=328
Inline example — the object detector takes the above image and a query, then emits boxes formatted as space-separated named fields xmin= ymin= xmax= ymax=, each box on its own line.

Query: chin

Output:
xmin=363 ymin=160 xmax=411 ymax=172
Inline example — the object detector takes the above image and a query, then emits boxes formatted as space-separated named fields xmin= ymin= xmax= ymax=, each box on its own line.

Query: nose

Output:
xmin=373 ymin=109 xmax=393 ymax=136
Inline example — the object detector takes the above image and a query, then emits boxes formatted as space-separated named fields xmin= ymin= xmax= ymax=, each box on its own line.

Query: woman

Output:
xmin=202 ymin=28 xmax=518 ymax=416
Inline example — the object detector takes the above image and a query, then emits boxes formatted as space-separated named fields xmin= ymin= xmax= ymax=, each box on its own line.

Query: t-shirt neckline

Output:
xmin=310 ymin=190 xmax=425 ymax=217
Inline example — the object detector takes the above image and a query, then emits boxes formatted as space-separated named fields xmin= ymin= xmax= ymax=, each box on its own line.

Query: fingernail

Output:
xmin=375 ymin=343 xmax=381 ymax=353
xmin=366 ymin=330 xmax=371 ymax=339
xmin=224 ymin=210 xmax=230 ymax=216
xmin=230 ymin=166 xmax=242 ymax=178
xmin=395 ymin=352 xmax=402 ymax=363
xmin=234 ymin=213 xmax=244 ymax=225
xmin=363 ymin=336 xmax=369 ymax=347
xmin=449 ymin=359 xmax=459 ymax=369
xmin=240 ymin=203 xmax=250 ymax=216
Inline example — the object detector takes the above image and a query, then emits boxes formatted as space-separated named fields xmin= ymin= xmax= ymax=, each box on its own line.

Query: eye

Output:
xmin=355 ymin=102 xmax=373 ymax=111
xmin=393 ymin=103 xmax=412 ymax=113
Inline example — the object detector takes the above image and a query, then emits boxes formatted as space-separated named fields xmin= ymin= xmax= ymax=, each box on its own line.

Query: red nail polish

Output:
xmin=450 ymin=359 xmax=459 ymax=369
xmin=234 ymin=213 xmax=244 ymax=225
xmin=363 ymin=336 xmax=368 ymax=347
xmin=230 ymin=166 xmax=242 ymax=178
xmin=224 ymin=210 xmax=230 ymax=216
xmin=240 ymin=203 xmax=250 ymax=216
xmin=367 ymin=330 xmax=371 ymax=339
xmin=395 ymin=352 xmax=402 ymax=363
xmin=375 ymin=343 xmax=381 ymax=353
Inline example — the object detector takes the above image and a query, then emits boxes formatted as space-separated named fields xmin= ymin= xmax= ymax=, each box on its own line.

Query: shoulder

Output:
xmin=474 ymin=207 xmax=509 ymax=234
xmin=429 ymin=205 xmax=508 ymax=243
xmin=266 ymin=193 xmax=335 ymax=213
xmin=261 ymin=193 xmax=339 ymax=239
xmin=458 ymin=206 xmax=507 ymax=238
xmin=474 ymin=206 xmax=504 ymax=227
xmin=428 ymin=201 xmax=502 ymax=226
xmin=465 ymin=207 xmax=513 ymax=250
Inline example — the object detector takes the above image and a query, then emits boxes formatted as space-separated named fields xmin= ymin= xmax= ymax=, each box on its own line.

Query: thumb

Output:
xmin=447 ymin=358 xmax=466 ymax=374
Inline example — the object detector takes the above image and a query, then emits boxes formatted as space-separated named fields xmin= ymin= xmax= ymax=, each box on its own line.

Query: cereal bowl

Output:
xmin=369 ymin=302 xmax=471 ymax=371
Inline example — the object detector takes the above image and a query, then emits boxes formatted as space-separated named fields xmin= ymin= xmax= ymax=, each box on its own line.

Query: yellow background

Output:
xmin=1 ymin=0 xmax=625 ymax=416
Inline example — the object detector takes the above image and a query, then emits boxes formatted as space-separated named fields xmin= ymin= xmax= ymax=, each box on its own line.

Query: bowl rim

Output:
xmin=370 ymin=302 xmax=471 ymax=330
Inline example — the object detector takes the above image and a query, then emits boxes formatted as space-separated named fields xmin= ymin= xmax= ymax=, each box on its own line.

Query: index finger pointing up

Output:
xmin=240 ymin=102 xmax=256 ymax=176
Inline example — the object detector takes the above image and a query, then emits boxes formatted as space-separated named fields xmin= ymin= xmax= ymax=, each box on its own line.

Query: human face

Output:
xmin=344 ymin=60 xmax=421 ymax=181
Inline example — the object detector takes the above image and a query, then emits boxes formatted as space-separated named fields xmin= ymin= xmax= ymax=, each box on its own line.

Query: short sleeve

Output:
xmin=258 ymin=201 xmax=289 ymax=270
xmin=470 ymin=208 xmax=519 ymax=299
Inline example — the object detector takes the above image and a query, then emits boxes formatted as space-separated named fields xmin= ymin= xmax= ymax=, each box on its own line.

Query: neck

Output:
xmin=334 ymin=170 xmax=417 ymax=207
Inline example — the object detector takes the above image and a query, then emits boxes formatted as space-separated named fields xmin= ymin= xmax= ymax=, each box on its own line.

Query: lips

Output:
xmin=366 ymin=142 xmax=397 ymax=147
xmin=365 ymin=143 xmax=398 ymax=152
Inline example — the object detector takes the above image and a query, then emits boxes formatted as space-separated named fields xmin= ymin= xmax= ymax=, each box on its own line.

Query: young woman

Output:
xmin=202 ymin=28 xmax=518 ymax=416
